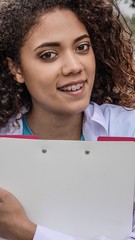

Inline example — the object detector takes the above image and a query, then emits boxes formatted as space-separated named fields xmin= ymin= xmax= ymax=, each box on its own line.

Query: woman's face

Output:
xmin=15 ymin=8 xmax=96 ymax=116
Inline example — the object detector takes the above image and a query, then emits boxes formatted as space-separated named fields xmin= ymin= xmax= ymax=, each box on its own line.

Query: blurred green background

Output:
xmin=119 ymin=0 xmax=135 ymax=44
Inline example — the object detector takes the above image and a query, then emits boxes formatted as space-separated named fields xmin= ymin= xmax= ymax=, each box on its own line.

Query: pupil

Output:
xmin=45 ymin=52 xmax=51 ymax=58
xmin=79 ymin=45 xmax=84 ymax=50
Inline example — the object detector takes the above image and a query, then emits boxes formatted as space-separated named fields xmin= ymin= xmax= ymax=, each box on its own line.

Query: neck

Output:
xmin=26 ymin=109 xmax=83 ymax=140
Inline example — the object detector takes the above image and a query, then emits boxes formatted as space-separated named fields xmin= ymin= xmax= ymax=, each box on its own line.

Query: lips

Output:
xmin=58 ymin=81 xmax=86 ymax=92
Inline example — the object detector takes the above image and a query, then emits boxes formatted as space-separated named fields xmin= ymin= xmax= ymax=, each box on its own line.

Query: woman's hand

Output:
xmin=0 ymin=188 xmax=36 ymax=240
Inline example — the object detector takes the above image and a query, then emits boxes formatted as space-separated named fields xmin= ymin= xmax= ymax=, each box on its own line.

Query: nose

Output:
xmin=61 ymin=52 xmax=83 ymax=76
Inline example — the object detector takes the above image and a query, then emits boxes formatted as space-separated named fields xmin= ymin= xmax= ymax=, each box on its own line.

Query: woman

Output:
xmin=0 ymin=0 xmax=135 ymax=239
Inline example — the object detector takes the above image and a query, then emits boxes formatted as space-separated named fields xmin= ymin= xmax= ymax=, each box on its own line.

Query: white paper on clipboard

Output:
xmin=0 ymin=138 xmax=135 ymax=240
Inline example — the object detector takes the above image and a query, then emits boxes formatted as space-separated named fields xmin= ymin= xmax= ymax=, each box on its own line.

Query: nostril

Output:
xmin=62 ymin=64 xmax=83 ymax=76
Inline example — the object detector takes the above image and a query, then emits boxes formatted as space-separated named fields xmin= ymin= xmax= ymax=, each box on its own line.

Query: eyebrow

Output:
xmin=34 ymin=34 xmax=90 ymax=51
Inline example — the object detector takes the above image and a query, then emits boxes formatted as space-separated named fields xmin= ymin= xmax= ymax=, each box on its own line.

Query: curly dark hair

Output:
xmin=0 ymin=0 xmax=135 ymax=127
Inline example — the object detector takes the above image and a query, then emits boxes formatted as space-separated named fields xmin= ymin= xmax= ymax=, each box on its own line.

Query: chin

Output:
xmin=65 ymin=100 xmax=90 ymax=115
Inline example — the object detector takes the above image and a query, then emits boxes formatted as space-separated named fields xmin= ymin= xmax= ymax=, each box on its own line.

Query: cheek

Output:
xmin=23 ymin=71 xmax=58 ymax=100
xmin=30 ymin=63 xmax=59 ymax=86
xmin=86 ymin=59 xmax=96 ymax=81
xmin=90 ymin=53 xmax=96 ymax=78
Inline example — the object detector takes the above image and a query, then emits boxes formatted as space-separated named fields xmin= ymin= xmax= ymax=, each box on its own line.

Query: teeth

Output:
xmin=60 ymin=83 xmax=84 ymax=92
xmin=67 ymin=86 xmax=72 ymax=91
xmin=72 ymin=85 xmax=77 ymax=91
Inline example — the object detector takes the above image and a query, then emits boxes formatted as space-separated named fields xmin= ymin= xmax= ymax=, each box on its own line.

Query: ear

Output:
xmin=6 ymin=57 xmax=25 ymax=83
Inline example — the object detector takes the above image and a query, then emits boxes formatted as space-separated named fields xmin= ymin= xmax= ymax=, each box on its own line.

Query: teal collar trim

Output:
xmin=22 ymin=113 xmax=33 ymax=135
xmin=80 ymin=134 xmax=85 ymax=141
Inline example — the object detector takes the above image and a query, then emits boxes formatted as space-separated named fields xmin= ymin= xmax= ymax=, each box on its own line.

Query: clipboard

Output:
xmin=0 ymin=138 xmax=135 ymax=240
xmin=98 ymin=136 xmax=135 ymax=141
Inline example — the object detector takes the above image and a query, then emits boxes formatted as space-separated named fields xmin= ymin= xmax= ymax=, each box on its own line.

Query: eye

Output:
xmin=40 ymin=51 xmax=58 ymax=61
xmin=76 ymin=43 xmax=91 ymax=53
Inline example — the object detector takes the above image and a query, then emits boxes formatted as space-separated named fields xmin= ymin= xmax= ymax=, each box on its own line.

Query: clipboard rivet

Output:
xmin=42 ymin=149 xmax=47 ymax=154
xmin=85 ymin=150 xmax=90 ymax=155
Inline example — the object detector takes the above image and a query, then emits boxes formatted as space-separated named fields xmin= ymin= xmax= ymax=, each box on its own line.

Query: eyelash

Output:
xmin=39 ymin=42 xmax=91 ymax=61
xmin=40 ymin=51 xmax=58 ymax=61
xmin=76 ymin=43 xmax=91 ymax=53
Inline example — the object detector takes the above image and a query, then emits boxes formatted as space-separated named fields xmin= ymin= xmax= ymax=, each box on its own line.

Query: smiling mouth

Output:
xmin=58 ymin=82 xmax=85 ymax=92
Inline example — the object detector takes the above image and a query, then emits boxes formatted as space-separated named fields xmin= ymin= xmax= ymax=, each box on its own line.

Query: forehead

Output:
xmin=27 ymin=8 xmax=88 ymax=45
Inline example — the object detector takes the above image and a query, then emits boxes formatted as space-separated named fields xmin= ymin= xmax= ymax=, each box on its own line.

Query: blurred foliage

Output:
xmin=127 ymin=14 xmax=135 ymax=33
xmin=131 ymin=0 xmax=135 ymax=7
xmin=122 ymin=0 xmax=135 ymax=7
xmin=119 ymin=1 xmax=135 ymax=48
xmin=126 ymin=15 xmax=135 ymax=45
